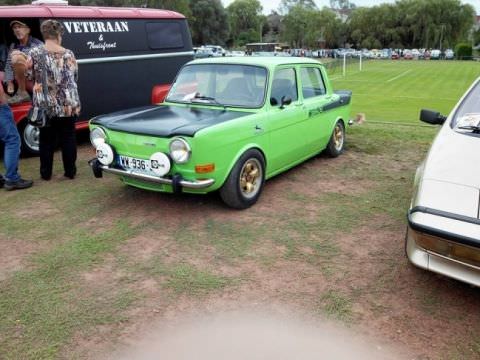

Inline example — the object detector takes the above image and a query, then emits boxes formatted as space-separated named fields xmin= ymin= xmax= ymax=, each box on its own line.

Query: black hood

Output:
xmin=90 ymin=105 xmax=250 ymax=137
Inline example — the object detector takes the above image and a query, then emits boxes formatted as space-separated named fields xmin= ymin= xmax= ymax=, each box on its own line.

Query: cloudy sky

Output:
xmin=222 ymin=0 xmax=480 ymax=14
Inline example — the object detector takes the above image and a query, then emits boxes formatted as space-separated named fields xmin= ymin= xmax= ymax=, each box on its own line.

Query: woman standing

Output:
xmin=28 ymin=19 xmax=80 ymax=180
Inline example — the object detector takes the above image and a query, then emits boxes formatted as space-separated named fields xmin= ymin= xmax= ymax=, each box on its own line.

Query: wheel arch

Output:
xmin=218 ymin=143 xmax=267 ymax=188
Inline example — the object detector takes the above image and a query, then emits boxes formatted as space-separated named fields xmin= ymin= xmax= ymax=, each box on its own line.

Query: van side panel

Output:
xmin=59 ymin=18 xmax=193 ymax=119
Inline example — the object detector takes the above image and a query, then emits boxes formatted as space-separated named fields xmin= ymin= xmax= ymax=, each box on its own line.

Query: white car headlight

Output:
xmin=169 ymin=138 xmax=191 ymax=164
xmin=90 ymin=127 xmax=107 ymax=148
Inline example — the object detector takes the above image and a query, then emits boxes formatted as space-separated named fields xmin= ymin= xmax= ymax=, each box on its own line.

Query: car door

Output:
xmin=300 ymin=66 xmax=336 ymax=152
xmin=265 ymin=66 xmax=309 ymax=173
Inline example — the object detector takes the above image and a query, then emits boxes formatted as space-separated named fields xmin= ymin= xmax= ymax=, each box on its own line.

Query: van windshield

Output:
xmin=166 ymin=64 xmax=267 ymax=108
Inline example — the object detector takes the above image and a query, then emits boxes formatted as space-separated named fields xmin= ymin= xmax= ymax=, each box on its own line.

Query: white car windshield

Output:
xmin=452 ymin=79 xmax=480 ymax=134
xmin=166 ymin=64 xmax=268 ymax=108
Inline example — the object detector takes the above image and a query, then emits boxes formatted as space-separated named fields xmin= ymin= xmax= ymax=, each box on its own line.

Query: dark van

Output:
xmin=0 ymin=1 xmax=193 ymax=154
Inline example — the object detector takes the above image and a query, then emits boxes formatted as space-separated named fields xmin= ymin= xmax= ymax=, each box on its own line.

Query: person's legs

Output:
xmin=0 ymin=104 xmax=33 ymax=190
xmin=7 ymin=52 xmax=30 ymax=104
xmin=0 ymin=104 xmax=21 ymax=182
xmin=59 ymin=116 xmax=77 ymax=178
xmin=39 ymin=118 xmax=56 ymax=180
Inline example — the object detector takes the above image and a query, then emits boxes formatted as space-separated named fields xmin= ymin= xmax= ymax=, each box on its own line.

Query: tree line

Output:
xmin=1 ymin=0 xmax=478 ymax=49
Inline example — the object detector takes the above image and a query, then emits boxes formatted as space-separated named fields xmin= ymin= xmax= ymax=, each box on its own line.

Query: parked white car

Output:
xmin=445 ymin=49 xmax=455 ymax=60
xmin=406 ymin=77 xmax=480 ymax=286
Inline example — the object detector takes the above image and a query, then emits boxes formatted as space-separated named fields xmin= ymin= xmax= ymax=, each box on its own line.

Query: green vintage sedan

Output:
xmin=89 ymin=57 xmax=352 ymax=209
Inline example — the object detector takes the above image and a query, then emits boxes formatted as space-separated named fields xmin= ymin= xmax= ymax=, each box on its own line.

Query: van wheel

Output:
xmin=325 ymin=120 xmax=345 ymax=158
xmin=19 ymin=120 xmax=40 ymax=156
xmin=220 ymin=149 xmax=265 ymax=209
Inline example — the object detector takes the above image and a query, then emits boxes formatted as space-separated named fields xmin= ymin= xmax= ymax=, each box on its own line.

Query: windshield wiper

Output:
xmin=457 ymin=125 xmax=480 ymax=133
xmin=190 ymin=95 xmax=226 ymax=110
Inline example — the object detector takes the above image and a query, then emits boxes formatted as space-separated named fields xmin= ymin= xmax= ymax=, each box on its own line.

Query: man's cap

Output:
xmin=10 ymin=20 xmax=29 ymax=28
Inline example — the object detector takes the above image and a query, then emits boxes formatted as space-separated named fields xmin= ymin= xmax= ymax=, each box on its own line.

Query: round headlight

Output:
xmin=90 ymin=127 xmax=106 ymax=148
xmin=96 ymin=143 xmax=114 ymax=165
xmin=169 ymin=138 xmax=191 ymax=164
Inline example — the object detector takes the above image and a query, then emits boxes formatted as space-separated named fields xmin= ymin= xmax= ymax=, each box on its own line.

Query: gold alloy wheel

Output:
xmin=333 ymin=123 xmax=344 ymax=150
xmin=239 ymin=158 xmax=262 ymax=199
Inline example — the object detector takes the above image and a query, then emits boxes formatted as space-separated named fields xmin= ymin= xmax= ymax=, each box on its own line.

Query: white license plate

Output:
xmin=119 ymin=155 xmax=153 ymax=174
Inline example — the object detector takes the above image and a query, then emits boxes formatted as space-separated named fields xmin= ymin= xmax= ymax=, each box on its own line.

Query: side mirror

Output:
xmin=420 ymin=109 xmax=446 ymax=125
xmin=280 ymin=96 xmax=292 ymax=109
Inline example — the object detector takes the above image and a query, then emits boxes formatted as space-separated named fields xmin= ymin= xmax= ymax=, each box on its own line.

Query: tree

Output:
xmin=279 ymin=0 xmax=316 ymax=14
xmin=227 ymin=0 xmax=263 ymax=46
xmin=330 ymin=0 xmax=356 ymax=10
xmin=189 ymin=0 xmax=228 ymax=45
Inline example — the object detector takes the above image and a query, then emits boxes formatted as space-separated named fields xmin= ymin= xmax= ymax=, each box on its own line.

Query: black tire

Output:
xmin=325 ymin=120 xmax=345 ymax=158
xmin=219 ymin=149 xmax=265 ymax=209
xmin=18 ymin=120 xmax=40 ymax=156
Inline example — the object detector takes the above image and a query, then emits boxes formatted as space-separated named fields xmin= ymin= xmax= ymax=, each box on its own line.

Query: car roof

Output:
xmin=189 ymin=56 xmax=324 ymax=68
xmin=0 ymin=4 xmax=184 ymax=19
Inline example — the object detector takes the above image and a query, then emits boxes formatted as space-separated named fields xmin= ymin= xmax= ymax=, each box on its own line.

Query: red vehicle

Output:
xmin=0 ymin=1 xmax=193 ymax=154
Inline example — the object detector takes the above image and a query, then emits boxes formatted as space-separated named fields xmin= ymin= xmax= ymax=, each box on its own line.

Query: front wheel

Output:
xmin=219 ymin=149 xmax=265 ymax=209
xmin=325 ymin=120 xmax=345 ymax=158
xmin=19 ymin=121 xmax=40 ymax=156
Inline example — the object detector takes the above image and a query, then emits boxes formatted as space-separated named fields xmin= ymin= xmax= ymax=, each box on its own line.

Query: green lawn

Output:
xmin=329 ymin=59 xmax=479 ymax=123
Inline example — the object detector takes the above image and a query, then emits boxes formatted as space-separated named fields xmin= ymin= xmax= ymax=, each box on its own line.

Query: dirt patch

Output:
xmin=0 ymin=239 xmax=40 ymax=281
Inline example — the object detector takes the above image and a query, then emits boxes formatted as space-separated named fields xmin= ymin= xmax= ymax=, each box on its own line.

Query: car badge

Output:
xmin=143 ymin=142 xmax=156 ymax=146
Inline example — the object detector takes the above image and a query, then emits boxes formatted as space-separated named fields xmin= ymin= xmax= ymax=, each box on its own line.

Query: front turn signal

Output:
xmin=195 ymin=163 xmax=215 ymax=173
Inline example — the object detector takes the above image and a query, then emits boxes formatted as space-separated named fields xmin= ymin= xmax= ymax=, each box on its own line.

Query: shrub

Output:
xmin=454 ymin=43 xmax=472 ymax=60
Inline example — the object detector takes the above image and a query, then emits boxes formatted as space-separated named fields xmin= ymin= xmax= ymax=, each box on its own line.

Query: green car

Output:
xmin=89 ymin=57 xmax=352 ymax=209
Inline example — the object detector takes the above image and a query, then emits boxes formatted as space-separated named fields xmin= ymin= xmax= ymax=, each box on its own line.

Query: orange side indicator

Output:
xmin=195 ymin=163 xmax=215 ymax=173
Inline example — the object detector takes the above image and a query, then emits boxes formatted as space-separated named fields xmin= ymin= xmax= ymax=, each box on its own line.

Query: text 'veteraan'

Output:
xmin=63 ymin=21 xmax=129 ymax=34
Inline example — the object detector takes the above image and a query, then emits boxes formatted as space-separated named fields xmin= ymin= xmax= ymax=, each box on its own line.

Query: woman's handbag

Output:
xmin=27 ymin=106 xmax=48 ymax=127
xmin=27 ymin=47 xmax=50 ymax=128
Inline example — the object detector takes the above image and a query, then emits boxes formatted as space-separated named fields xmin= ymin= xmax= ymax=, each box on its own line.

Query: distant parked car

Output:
xmin=403 ymin=50 xmax=413 ymax=60
xmin=194 ymin=47 xmax=214 ymax=58
xmin=205 ymin=45 xmax=226 ymax=57
xmin=411 ymin=49 xmax=420 ymax=59
xmin=406 ymin=77 xmax=480 ymax=287
xmin=228 ymin=50 xmax=245 ymax=57
xmin=445 ymin=49 xmax=454 ymax=60
xmin=88 ymin=57 xmax=352 ymax=209
xmin=391 ymin=51 xmax=399 ymax=60
xmin=430 ymin=49 xmax=441 ymax=60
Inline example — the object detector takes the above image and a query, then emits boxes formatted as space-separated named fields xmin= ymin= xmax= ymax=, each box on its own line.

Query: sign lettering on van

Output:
xmin=63 ymin=21 xmax=129 ymax=34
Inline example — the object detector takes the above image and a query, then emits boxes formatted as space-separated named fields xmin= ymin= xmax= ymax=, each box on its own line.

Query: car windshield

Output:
xmin=452 ymin=79 xmax=480 ymax=134
xmin=166 ymin=64 xmax=267 ymax=108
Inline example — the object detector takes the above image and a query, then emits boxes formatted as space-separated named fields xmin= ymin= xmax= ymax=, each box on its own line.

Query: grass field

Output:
xmin=1 ymin=60 xmax=480 ymax=359
xmin=329 ymin=59 xmax=479 ymax=123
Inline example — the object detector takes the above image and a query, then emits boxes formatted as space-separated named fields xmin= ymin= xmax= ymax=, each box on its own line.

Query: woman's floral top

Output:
xmin=29 ymin=46 xmax=81 ymax=117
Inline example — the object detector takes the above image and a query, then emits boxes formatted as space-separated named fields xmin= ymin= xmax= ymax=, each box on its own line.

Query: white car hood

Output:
xmin=418 ymin=125 xmax=480 ymax=218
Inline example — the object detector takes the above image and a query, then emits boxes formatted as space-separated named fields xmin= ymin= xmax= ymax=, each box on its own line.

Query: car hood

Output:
xmin=423 ymin=125 xmax=480 ymax=190
xmin=416 ymin=125 xmax=480 ymax=219
xmin=90 ymin=105 xmax=250 ymax=137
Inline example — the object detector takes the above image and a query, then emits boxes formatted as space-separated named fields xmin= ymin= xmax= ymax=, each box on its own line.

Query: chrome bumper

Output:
xmin=89 ymin=159 xmax=215 ymax=190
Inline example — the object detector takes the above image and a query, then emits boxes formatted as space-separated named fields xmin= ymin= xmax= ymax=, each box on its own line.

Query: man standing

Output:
xmin=0 ymin=76 xmax=33 ymax=190
xmin=4 ymin=20 xmax=42 ymax=104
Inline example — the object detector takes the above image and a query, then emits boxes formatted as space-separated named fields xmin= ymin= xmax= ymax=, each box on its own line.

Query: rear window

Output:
xmin=146 ymin=21 xmax=184 ymax=50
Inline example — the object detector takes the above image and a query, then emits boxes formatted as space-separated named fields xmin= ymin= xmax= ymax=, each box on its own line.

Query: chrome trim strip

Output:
xmin=93 ymin=163 xmax=214 ymax=189
xmin=77 ymin=51 xmax=194 ymax=65
xmin=426 ymin=248 xmax=480 ymax=271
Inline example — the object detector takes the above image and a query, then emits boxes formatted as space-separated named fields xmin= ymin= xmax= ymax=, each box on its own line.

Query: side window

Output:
xmin=146 ymin=21 xmax=184 ymax=50
xmin=301 ymin=67 xmax=326 ymax=99
xmin=271 ymin=67 xmax=298 ymax=106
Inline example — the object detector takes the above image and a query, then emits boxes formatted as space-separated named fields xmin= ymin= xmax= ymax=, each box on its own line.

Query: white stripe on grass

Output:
xmin=386 ymin=69 xmax=412 ymax=82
